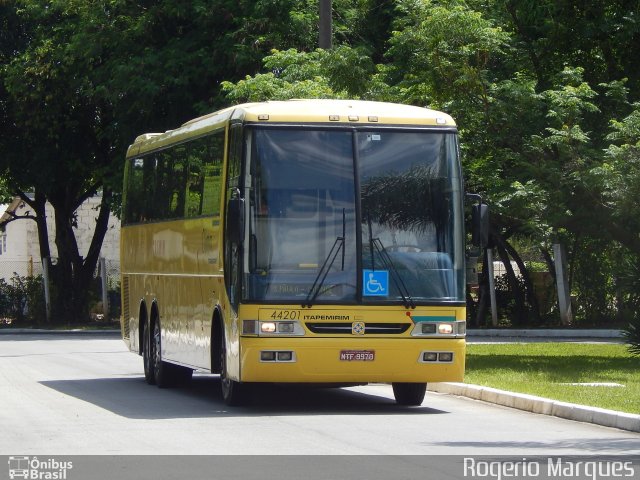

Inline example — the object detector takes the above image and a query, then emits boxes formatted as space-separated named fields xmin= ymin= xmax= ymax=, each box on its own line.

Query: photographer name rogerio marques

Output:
xmin=463 ymin=457 xmax=636 ymax=480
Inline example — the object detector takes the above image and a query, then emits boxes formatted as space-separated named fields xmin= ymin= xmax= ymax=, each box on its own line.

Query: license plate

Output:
xmin=340 ymin=350 xmax=375 ymax=361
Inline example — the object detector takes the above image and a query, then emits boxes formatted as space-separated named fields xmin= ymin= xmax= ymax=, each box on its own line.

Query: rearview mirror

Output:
xmin=471 ymin=203 xmax=489 ymax=248
xmin=227 ymin=197 xmax=245 ymax=244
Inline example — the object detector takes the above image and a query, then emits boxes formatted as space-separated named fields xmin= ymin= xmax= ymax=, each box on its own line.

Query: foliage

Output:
xmin=567 ymin=237 xmax=640 ymax=327
xmin=0 ymin=275 xmax=46 ymax=325
xmin=222 ymin=47 xmax=378 ymax=102
xmin=616 ymin=256 xmax=640 ymax=323
xmin=388 ymin=0 xmax=510 ymax=113
xmin=622 ymin=318 xmax=640 ymax=357
xmin=2 ymin=0 xmax=640 ymax=326
xmin=493 ymin=273 xmax=527 ymax=326
xmin=0 ymin=0 xmax=395 ymax=322
xmin=525 ymin=261 xmax=547 ymax=273
xmin=0 ymin=0 xmax=127 ymax=322
xmin=384 ymin=0 xmax=640 ymax=326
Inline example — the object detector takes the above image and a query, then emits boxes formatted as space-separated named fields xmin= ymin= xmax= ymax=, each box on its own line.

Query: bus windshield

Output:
xmin=245 ymin=127 xmax=464 ymax=305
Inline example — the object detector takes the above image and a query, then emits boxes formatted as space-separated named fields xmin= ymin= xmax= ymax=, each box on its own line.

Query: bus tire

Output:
xmin=219 ymin=329 xmax=250 ymax=406
xmin=152 ymin=320 xmax=175 ymax=388
xmin=392 ymin=382 xmax=427 ymax=406
xmin=142 ymin=321 xmax=156 ymax=385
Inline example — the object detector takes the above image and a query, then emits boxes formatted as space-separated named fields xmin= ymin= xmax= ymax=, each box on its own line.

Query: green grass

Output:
xmin=465 ymin=343 xmax=640 ymax=415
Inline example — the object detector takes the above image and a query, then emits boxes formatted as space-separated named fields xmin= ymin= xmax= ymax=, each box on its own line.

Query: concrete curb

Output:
xmin=428 ymin=382 xmax=640 ymax=433
xmin=468 ymin=329 xmax=623 ymax=338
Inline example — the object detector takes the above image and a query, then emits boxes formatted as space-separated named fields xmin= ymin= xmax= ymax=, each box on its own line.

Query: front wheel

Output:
xmin=219 ymin=329 xmax=250 ymax=406
xmin=392 ymin=382 xmax=427 ymax=406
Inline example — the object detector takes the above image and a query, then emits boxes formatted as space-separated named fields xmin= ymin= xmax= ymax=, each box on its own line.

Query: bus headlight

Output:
xmin=261 ymin=322 xmax=277 ymax=333
xmin=411 ymin=321 xmax=466 ymax=337
xmin=438 ymin=323 xmax=453 ymax=335
xmin=243 ymin=320 xmax=305 ymax=336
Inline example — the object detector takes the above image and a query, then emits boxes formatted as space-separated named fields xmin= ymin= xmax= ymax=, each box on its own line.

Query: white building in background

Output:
xmin=0 ymin=194 xmax=120 ymax=281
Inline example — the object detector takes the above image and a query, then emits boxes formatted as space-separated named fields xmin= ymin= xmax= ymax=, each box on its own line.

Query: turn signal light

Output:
xmin=438 ymin=352 xmax=454 ymax=362
xmin=423 ymin=352 xmax=438 ymax=362
xmin=261 ymin=351 xmax=276 ymax=361
xmin=260 ymin=350 xmax=296 ymax=362
xmin=421 ymin=323 xmax=437 ymax=334
xmin=277 ymin=351 xmax=293 ymax=361
xmin=420 ymin=351 xmax=454 ymax=363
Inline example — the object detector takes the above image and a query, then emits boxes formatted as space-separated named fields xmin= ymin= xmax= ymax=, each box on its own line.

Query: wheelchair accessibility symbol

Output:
xmin=363 ymin=270 xmax=389 ymax=296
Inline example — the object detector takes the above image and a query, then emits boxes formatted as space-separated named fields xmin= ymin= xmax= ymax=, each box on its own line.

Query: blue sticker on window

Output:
xmin=363 ymin=270 xmax=389 ymax=296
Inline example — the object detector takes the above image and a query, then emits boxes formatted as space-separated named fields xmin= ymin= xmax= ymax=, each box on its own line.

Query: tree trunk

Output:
xmin=49 ymin=189 xmax=112 ymax=323
xmin=502 ymin=238 xmax=541 ymax=325
xmin=474 ymin=247 xmax=490 ymax=327
xmin=493 ymin=231 xmax=527 ymax=326
xmin=540 ymin=246 xmax=556 ymax=283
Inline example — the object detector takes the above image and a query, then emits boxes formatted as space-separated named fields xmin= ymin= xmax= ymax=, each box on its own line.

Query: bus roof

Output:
xmin=127 ymin=99 xmax=456 ymax=158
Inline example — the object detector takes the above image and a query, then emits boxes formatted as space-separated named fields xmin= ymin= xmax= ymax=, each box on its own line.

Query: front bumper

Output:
xmin=239 ymin=336 xmax=465 ymax=383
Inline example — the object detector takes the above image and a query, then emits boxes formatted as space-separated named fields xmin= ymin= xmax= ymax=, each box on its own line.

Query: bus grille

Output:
xmin=305 ymin=322 xmax=411 ymax=335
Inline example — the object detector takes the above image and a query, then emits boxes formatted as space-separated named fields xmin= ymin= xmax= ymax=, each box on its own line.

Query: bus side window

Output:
xmin=201 ymin=131 xmax=224 ymax=216
xmin=186 ymin=162 xmax=204 ymax=218
xmin=127 ymin=155 xmax=158 ymax=223
xmin=184 ymin=131 xmax=224 ymax=218
xmin=150 ymin=148 xmax=187 ymax=221
xmin=123 ymin=158 xmax=145 ymax=224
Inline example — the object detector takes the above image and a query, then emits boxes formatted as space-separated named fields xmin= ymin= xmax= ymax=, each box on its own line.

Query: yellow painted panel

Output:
xmin=240 ymin=337 xmax=465 ymax=383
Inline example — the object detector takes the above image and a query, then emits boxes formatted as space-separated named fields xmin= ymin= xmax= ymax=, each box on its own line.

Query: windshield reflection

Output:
xmin=245 ymin=128 xmax=464 ymax=304
xmin=359 ymin=131 xmax=464 ymax=302
xmin=246 ymin=129 xmax=357 ymax=302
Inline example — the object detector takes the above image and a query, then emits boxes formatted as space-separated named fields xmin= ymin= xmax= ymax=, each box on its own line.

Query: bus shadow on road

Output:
xmin=40 ymin=375 xmax=447 ymax=419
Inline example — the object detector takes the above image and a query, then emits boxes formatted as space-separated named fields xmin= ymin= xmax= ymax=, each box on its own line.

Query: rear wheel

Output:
xmin=392 ymin=382 xmax=427 ymax=406
xmin=219 ymin=329 xmax=250 ymax=406
xmin=142 ymin=322 xmax=155 ymax=385
xmin=150 ymin=320 xmax=193 ymax=388
xmin=152 ymin=320 xmax=177 ymax=388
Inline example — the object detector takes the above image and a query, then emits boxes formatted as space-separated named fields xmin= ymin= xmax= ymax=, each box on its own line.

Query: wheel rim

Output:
xmin=153 ymin=323 xmax=161 ymax=378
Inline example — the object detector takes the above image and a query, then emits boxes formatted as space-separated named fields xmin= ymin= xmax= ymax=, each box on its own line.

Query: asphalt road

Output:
xmin=1 ymin=333 xmax=639 ymax=456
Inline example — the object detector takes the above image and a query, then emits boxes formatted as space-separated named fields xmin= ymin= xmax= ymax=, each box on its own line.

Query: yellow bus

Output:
xmin=120 ymin=99 xmax=480 ymax=406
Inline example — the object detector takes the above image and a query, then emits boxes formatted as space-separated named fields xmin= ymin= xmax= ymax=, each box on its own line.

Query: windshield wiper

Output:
xmin=370 ymin=238 xmax=415 ymax=309
xmin=303 ymin=209 xmax=346 ymax=308
xmin=366 ymin=215 xmax=414 ymax=309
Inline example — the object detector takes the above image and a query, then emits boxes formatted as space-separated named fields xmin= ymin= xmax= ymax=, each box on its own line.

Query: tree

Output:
xmin=1 ymin=0 xmax=123 ymax=322
xmin=0 ymin=0 xmax=383 ymax=322
xmin=3 ymin=0 xmax=639 ymax=326
xmin=386 ymin=0 xmax=640 ymax=325
xmin=222 ymin=46 xmax=378 ymax=102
